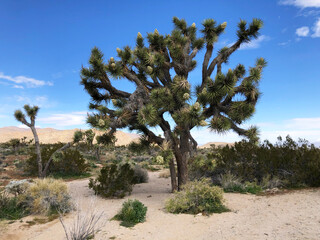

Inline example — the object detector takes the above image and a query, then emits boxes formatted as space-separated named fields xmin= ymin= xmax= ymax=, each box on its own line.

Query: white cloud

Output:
xmin=296 ymin=26 xmax=310 ymax=36
xmin=311 ymin=18 xmax=320 ymax=37
xmin=13 ymin=85 xmax=24 ymax=89
xmin=0 ymin=72 xmax=53 ymax=88
xmin=38 ymin=111 xmax=88 ymax=127
xmin=17 ymin=124 xmax=29 ymax=129
xmin=239 ymin=35 xmax=269 ymax=50
xmin=279 ymin=0 xmax=320 ymax=8
xmin=278 ymin=40 xmax=291 ymax=46
xmin=285 ymin=117 xmax=320 ymax=130
xmin=13 ymin=95 xmax=52 ymax=108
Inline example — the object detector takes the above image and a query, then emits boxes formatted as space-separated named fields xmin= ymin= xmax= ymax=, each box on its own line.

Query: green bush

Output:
xmin=20 ymin=178 xmax=73 ymax=215
xmin=218 ymin=173 xmax=262 ymax=194
xmin=89 ymin=163 xmax=134 ymax=198
xmin=188 ymin=155 xmax=216 ymax=180
xmin=0 ymin=191 xmax=27 ymax=220
xmin=212 ymin=136 xmax=320 ymax=188
xmin=113 ymin=199 xmax=147 ymax=227
xmin=133 ymin=165 xmax=149 ymax=184
xmin=25 ymin=144 xmax=89 ymax=176
xmin=165 ymin=179 xmax=228 ymax=214
xmin=219 ymin=172 xmax=245 ymax=192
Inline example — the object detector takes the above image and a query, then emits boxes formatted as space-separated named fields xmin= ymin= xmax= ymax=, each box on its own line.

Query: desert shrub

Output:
xmin=89 ymin=163 xmax=134 ymax=198
xmin=20 ymin=178 xmax=72 ymax=215
xmin=113 ymin=199 xmax=147 ymax=227
xmin=133 ymin=165 xmax=149 ymax=184
xmin=5 ymin=179 xmax=32 ymax=196
xmin=165 ymin=179 xmax=227 ymax=214
xmin=25 ymin=144 xmax=89 ymax=176
xmin=212 ymin=136 xmax=320 ymax=188
xmin=261 ymin=174 xmax=283 ymax=189
xmin=188 ymin=155 xmax=216 ymax=180
xmin=159 ymin=169 xmax=171 ymax=178
xmin=0 ymin=191 xmax=27 ymax=220
xmin=243 ymin=182 xmax=262 ymax=194
xmin=139 ymin=161 xmax=161 ymax=171
xmin=218 ymin=172 xmax=262 ymax=194
xmin=218 ymin=172 xmax=245 ymax=192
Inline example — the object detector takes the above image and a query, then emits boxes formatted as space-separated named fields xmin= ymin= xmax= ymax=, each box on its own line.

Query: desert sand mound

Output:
xmin=0 ymin=127 xmax=139 ymax=146
xmin=1 ymin=172 xmax=320 ymax=240
xmin=199 ymin=142 xmax=233 ymax=149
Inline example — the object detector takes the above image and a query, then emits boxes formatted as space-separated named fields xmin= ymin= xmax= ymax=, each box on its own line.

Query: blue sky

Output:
xmin=0 ymin=0 xmax=320 ymax=145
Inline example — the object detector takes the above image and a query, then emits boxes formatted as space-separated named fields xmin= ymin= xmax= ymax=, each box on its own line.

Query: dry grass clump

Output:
xmin=261 ymin=174 xmax=283 ymax=189
xmin=159 ymin=169 xmax=171 ymax=178
xmin=133 ymin=165 xmax=149 ymax=184
xmin=21 ymin=178 xmax=72 ymax=215
xmin=218 ymin=172 xmax=243 ymax=192
xmin=59 ymin=197 xmax=105 ymax=240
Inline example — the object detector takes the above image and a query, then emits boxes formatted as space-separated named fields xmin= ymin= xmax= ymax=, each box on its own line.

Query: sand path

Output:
xmin=1 ymin=172 xmax=320 ymax=240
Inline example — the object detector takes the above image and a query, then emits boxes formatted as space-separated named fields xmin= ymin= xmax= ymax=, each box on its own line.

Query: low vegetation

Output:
xmin=165 ymin=179 xmax=228 ymax=214
xmin=113 ymin=199 xmax=147 ymax=227
xmin=59 ymin=197 xmax=105 ymax=240
xmin=25 ymin=144 xmax=89 ymax=177
xmin=212 ymin=136 xmax=320 ymax=188
xmin=0 ymin=191 xmax=27 ymax=220
xmin=20 ymin=178 xmax=73 ymax=215
xmin=89 ymin=163 xmax=135 ymax=198
xmin=133 ymin=165 xmax=149 ymax=184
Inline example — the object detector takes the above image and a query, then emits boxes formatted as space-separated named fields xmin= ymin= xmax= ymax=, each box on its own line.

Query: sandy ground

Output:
xmin=1 ymin=172 xmax=320 ymax=240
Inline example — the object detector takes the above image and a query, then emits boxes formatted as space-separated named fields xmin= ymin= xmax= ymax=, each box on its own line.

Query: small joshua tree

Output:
xmin=14 ymin=105 xmax=42 ymax=177
xmin=81 ymin=17 xmax=266 ymax=191
xmin=14 ymin=105 xmax=83 ymax=178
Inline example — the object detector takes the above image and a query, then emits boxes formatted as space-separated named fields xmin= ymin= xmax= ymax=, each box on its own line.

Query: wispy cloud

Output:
xmin=12 ymin=95 xmax=55 ymax=108
xmin=239 ymin=35 xmax=270 ymax=50
xmin=13 ymin=85 xmax=24 ymax=89
xmin=0 ymin=72 xmax=53 ymax=88
xmin=311 ymin=18 xmax=320 ymax=37
xmin=296 ymin=26 xmax=310 ymax=36
xmin=279 ymin=0 xmax=320 ymax=8
xmin=285 ymin=117 xmax=320 ymax=130
xmin=278 ymin=40 xmax=291 ymax=46
xmin=38 ymin=111 xmax=88 ymax=127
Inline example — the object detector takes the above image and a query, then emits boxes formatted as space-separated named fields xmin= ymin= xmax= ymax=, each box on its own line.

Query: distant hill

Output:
xmin=0 ymin=126 xmax=139 ymax=146
xmin=199 ymin=142 xmax=233 ymax=149
xmin=0 ymin=126 xmax=235 ymax=148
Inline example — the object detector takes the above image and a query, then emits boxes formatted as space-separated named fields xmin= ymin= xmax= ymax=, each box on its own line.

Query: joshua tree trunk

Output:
xmin=41 ymin=142 xmax=73 ymax=178
xmin=169 ymin=158 xmax=177 ymax=192
xmin=95 ymin=145 xmax=100 ymax=162
xmin=30 ymin=125 xmax=43 ymax=178
xmin=174 ymin=149 xmax=189 ymax=190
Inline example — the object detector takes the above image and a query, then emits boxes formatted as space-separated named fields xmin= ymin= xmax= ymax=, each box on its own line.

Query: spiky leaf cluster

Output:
xmin=14 ymin=105 xmax=40 ymax=127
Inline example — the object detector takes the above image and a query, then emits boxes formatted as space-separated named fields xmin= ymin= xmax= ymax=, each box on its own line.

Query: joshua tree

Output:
xmin=85 ymin=129 xmax=95 ymax=147
xmin=14 ymin=105 xmax=83 ymax=178
xmin=81 ymin=17 xmax=266 ymax=190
